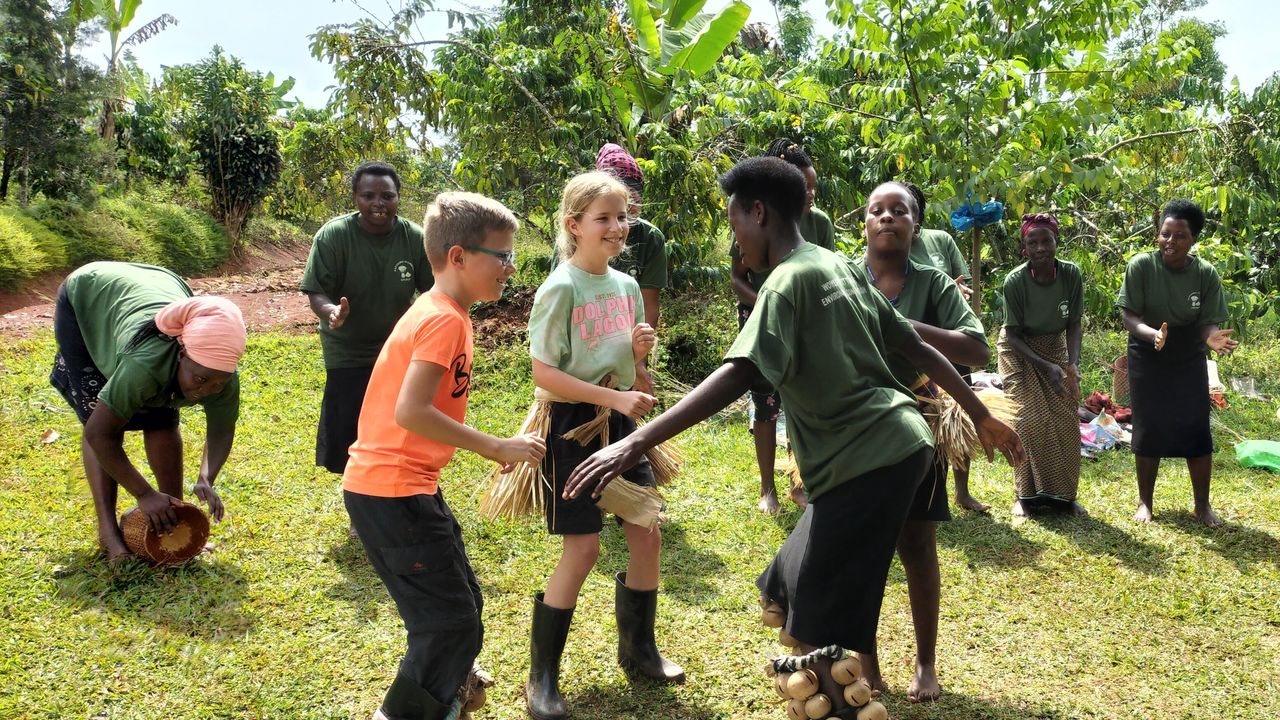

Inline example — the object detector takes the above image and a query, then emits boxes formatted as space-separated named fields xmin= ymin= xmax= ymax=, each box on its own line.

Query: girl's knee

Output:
xmin=625 ymin=525 xmax=662 ymax=557
xmin=561 ymin=534 xmax=601 ymax=568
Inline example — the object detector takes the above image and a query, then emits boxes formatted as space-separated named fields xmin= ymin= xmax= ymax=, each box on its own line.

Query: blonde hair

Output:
xmin=423 ymin=192 xmax=519 ymax=270
xmin=555 ymin=171 xmax=630 ymax=262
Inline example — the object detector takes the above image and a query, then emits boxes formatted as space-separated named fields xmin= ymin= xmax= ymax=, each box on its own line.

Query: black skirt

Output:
xmin=1128 ymin=324 xmax=1214 ymax=458
xmin=542 ymin=401 xmax=655 ymax=535
xmin=756 ymin=446 xmax=933 ymax=653
xmin=316 ymin=365 xmax=375 ymax=474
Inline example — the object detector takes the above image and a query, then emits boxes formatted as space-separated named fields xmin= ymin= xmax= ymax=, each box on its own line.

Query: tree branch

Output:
xmin=383 ymin=37 xmax=557 ymax=127
xmin=894 ymin=3 xmax=933 ymax=143
xmin=1077 ymin=127 xmax=1209 ymax=161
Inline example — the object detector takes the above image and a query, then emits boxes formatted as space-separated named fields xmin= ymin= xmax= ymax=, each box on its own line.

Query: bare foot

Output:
xmin=758 ymin=490 xmax=782 ymax=516
xmin=1193 ymin=505 xmax=1224 ymax=528
xmin=1011 ymin=499 xmax=1029 ymax=517
xmin=98 ymin=529 xmax=134 ymax=564
xmin=1069 ymin=501 xmax=1089 ymax=517
xmin=907 ymin=661 xmax=941 ymax=703
xmin=1133 ymin=503 xmax=1154 ymax=523
xmin=855 ymin=652 xmax=885 ymax=697
xmin=956 ymin=493 xmax=991 ymax=513
xmin=788 ymin=484 xmax=809 ymax=510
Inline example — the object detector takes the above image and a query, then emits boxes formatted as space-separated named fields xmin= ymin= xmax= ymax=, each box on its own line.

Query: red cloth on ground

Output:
xmin=1084 ymin=391 xmax=1131 ymax=423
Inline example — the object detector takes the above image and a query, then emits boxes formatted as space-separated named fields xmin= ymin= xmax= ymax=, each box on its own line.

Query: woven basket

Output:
xmin=120 ymin=503 xmax=209 ymax=564
xmin=1111 ymin=354 xmax=1129 ymax=404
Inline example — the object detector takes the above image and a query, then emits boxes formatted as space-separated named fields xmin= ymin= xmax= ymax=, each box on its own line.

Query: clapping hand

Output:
xmin=1206 ymin=328 xmax=1238 ymax=356
xmin=1152 ymin=322 xmax=1168 ymax=351
xmin=328 ymin=297 xmax=350 ymax=329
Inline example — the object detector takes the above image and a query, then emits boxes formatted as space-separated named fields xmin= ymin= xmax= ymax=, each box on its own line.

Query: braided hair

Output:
xmin=762 ymin=138 xmax=813 ymax=170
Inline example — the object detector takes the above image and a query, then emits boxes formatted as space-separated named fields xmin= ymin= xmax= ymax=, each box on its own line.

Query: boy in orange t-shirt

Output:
xmin=343 ymin=192 xmax=546 ymax=720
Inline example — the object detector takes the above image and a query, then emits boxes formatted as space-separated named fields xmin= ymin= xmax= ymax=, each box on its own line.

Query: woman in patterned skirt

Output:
xmin=998 ymin=213 xmax=1087 ymax=516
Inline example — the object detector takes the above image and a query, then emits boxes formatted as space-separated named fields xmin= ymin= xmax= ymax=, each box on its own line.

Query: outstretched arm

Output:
xmin=563 ymin=359 xmax=761 ymax=499
xmin=896 ymin=331 xmax=1026 ymax=466
xmin=398 ymin=360 xmax=545 ymax=469
xmin=910 ymin=321 xmax=990 ymax=368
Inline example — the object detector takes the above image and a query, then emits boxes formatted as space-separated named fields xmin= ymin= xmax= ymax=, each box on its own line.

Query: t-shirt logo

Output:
xmin=450 ymin=353 xmax=470 ymax=398
xmin=932 ymin=253 xmax=946 ymax=268
xmin=1058 ymin=301 xmax=1069 ymax=318
xmin=394 ymin=261 xmax=413 ymax=282
xmin=1188 ymin=292 xmax=1201 ymax=310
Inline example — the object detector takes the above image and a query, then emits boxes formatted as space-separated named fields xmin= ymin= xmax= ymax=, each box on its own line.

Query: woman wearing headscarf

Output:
xmin=50 ymin=261 xmax=247 ymax=561
xmin=998 ymin=214 xmax=1086 ymax=516
xmin=1119 ymin=199 xmax=1238 ymax=527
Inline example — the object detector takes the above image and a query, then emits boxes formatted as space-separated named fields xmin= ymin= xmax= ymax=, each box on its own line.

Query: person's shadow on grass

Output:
xmin=564 ymin=678 xmax=722 ymax=720
xmin=51 ymin=547 xmax=256 ymax=639
xmin=1035 ymin=513 xmax=1169 ymax=575
xmin=324 ymin=532 xmax=389 ymax=621
xmin=937 ymin=511 xmax=1046 ymax=569
xmin=882 ymin=689 xmax=1079 ymax=719
xmin=1163 ymin=512 xmax=1280 ymax=572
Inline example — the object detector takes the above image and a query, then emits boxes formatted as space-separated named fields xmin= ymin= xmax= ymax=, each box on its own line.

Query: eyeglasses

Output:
xmin=461 ymin=245 xmax=517 ymax=267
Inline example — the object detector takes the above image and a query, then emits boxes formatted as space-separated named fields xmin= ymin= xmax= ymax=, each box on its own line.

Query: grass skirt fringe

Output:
xmin=479 ymin=391 xmax=680 ymax=530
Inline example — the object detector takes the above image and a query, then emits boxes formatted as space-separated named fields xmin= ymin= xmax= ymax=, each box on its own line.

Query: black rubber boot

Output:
xmin=379 ymin=671 xmax=456 ymax=720
xmin=526 ymin=593 xmax=573 ymax=720
xmin=614 ymin=572 xmax=685 ymax=683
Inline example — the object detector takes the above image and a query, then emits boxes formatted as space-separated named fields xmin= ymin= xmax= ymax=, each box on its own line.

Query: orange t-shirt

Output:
xmin=343 ymin=291 xmax=473 ymax=497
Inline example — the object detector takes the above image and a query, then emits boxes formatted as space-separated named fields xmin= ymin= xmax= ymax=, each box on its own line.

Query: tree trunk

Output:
xmin=0 ymin=150 xmax=13 ymax=200
xmin=17 ymin=148 xmax=30 ymax=206
xmin=101 ymin=98 xmax=117 ymax=143
xmin=970 ymin=225 xmax=983 ymax=315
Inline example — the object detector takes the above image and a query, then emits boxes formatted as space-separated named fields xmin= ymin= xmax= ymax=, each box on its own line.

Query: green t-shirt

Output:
xmin=617 ymin=218 xmax=669 ymax=290
xmin=851 ymin=257 xmax=987 ymax=386
xmin=1117 ymin=250 xmax=1228 ymax=329
xmin=910 ymin=228 xmax=968 ymax=279
xmin=300 ymin=213 xmax=433 ymax=369
xmin=529 ymin=262 xmax=646 ymax=392
xmin=1002 ymin=260 xmax=1084 ymax=336
xmin=733 ymin=207 xmax=836 ymax=295
xmin=63 ymin=261 xmax=240 ymax=433
xmin=724 ymin=243 xmax=934 ymax=501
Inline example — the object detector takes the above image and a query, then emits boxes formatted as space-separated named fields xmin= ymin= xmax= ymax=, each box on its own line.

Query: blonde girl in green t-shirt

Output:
xmin=523 ymin=172 xmax=680 ymax=720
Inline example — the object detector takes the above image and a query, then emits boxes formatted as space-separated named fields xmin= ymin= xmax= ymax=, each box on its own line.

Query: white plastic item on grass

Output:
xmin=1207 ymin=359 xmax=1223 ymax=392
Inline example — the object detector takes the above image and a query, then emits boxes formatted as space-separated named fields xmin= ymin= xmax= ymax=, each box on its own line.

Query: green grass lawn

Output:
xmin=1 ymin=328 xmax=1278 ymax=720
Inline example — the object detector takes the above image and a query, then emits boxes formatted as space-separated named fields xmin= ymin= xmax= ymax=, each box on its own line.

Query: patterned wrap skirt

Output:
xmin=997 ymin=328 xmax=1081 ymax=503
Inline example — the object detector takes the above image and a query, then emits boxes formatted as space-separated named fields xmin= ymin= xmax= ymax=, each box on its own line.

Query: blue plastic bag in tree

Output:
xmin=950 ymin=192 xmax=1006 ymax=232
xmin=1235 ymin=440 xmax=1280 ymax=473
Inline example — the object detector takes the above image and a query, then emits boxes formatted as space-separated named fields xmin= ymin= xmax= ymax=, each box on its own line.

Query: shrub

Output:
xmin=655 ymin=287 xmax=739 ymax=385
xmin=0 ymin=204 xmax=66 ymax=268
xmin=0 ymin=214 xmax=49 ymax=290
xmin=144 ymin=201 xmax=231 ymax=275
xmin=23 ymin=200 xmax=141 ymax=266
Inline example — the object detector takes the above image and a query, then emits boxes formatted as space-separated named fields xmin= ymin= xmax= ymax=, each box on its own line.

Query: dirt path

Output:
xmin=0 ymin=244 xmax=316 ymax=339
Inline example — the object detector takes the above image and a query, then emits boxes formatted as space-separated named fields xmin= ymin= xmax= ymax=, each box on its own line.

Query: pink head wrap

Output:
xmin=595 ymin=143 xmax=644 ymax=194
xmin=154 ymin=296 xmax=247 ymax=373
xmin=1020 ymin=213 xmax=1059 ymax=239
